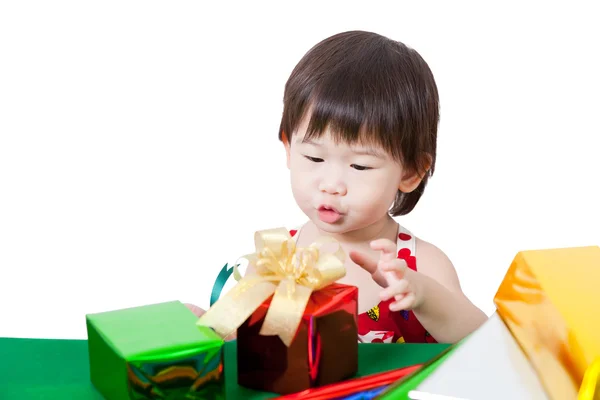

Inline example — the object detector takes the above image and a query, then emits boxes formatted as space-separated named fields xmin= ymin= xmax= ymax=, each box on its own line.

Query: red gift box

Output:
xmin=197 ymin=228 xmax=357 ymax=395
xmin=237 ymin=283 xmax=358 ymax=394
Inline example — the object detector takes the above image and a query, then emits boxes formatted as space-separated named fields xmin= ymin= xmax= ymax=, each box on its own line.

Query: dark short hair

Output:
xmin=278 ymin=31 xmax=439 ymax=216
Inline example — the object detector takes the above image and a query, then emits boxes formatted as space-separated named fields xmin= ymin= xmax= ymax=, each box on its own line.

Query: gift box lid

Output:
xmin=508 ymin=246 xmax=600 ymax=358
xmin=494 ymin=245 xmax=600 ymax=399
xmin=86 ymin=300 xmax=222 ymax=361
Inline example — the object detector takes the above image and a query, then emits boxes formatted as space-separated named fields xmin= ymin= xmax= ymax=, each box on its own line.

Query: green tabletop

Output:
xmin=0 ymin=337 xmax=449 ymax=399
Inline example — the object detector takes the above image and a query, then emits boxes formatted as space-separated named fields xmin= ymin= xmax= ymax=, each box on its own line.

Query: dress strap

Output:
xmin=397 ymin=225 xmax=416 ymax=254
xmin=396 ymin=225 xmax=418 ymax=272
xmin=289 ymin=227 xmax=301 ymax=241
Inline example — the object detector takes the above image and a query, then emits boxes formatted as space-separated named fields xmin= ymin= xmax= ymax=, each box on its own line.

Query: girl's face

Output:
xmin=285 ymin=118 xmax=418 ymax=237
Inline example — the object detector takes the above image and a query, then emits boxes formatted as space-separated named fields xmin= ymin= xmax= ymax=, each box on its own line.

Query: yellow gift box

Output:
xmin=494 ymin=245 xmax=600 ymax=399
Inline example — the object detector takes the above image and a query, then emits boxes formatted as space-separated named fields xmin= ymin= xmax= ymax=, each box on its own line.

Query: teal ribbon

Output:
xmin=210 ymin=263 xmax=239 ymax=306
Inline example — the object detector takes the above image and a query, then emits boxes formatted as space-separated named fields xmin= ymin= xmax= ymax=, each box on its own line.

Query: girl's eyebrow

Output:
xmin=299 ymin=137 xmax=384 ymax=158
xmin=299 ymin=137 xmax=320 ymax=145
xmin=351 ymin=147 xmax=384 ymax=158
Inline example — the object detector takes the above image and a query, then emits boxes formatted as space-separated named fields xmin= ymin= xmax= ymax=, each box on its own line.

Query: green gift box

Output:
xmin=86 ymin=301 xmax=224 ymax=400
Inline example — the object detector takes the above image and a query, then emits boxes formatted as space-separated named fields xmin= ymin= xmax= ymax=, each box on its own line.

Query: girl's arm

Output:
xmin=410 ymin=270 xmax=487 ymax=343
xmin=411 ymin=239 xmax=488 ymax=343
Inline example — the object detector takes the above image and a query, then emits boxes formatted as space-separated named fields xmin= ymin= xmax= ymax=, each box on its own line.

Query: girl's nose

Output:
xmin=319 ymin=179 xmax=347 ymax=196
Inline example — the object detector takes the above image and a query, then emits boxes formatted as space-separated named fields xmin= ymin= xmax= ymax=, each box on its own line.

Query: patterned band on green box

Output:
xmin=86 ymin=301 xmax=225 ymax=400
xmin=126 ymin=345 xmax=223 ymax=399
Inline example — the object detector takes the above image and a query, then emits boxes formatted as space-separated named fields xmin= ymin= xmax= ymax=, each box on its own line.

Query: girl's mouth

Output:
xmin=318 ymin=205 xmax=342 ymax=223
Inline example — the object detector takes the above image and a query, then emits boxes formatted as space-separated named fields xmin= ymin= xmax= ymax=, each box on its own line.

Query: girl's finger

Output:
xmin=184 ymin=303 xmax=206 ymax=318
xmin=371 ymin=270 xmax=389 ymax=289
xmin=370 ymin=239 xmax=397 ymax=262
xmin=349 ymin=250 xmax=378 ymax=275
xmin=371 ymin=239 xmax=402 ymax=288
xmin=380 ymin=279 xmax=409 ymax=301
xmin=389 ymin=293 xmax=416 ymax=312
xmin=379 ymin=258 xmax=407 ymax=279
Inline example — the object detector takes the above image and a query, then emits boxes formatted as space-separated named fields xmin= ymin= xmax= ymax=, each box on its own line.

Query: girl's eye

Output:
xmin=351 ymin=164 xmax=371 ymax=171
xmin=304 ymin=156 xmax=324 ymax=163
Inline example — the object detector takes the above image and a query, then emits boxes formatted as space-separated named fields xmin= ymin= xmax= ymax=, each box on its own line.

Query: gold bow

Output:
xmin=197 ymin=227 xmax=346 ymax=346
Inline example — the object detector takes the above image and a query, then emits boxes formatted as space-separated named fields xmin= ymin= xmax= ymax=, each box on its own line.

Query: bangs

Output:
xmin=301 ymin=81 xmax=406 ymax=163
xmin=280 ymin=34 xmax=434 ymax=165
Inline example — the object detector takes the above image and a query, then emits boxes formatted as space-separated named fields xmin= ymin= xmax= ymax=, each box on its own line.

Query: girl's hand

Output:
xmin=184 ymin=303 xmax=206 ymax=318
xmin=349 ymin=248 xmax=388 ymax=288
xmin=350 ymin=238 xmax=424 ymax=312
xmin=185 ymin=303 xmax=237 ymax=341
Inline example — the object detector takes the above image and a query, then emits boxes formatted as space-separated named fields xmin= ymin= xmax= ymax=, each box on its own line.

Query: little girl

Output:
xmin=188 ymin=30 xmax=487 ymax=344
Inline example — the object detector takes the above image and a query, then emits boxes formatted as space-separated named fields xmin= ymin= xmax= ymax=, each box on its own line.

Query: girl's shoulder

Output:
xmin=413 ymin=234 xmax=463 ymax=293
xmin=393 ymin=223 xmax=463 ymax=294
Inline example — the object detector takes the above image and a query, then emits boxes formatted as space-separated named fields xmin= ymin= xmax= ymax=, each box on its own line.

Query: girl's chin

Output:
xmin=312 ymin=219 xmax=356 ymax=234
xmin=311 ymin=215 xmax=391 ymax=237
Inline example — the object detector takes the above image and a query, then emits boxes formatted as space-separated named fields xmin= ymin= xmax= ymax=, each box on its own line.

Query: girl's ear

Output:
xmin=398 ymin=154 xmax=432 ymax=193
xmin=282 ymin=131 xmax=291 ymax=169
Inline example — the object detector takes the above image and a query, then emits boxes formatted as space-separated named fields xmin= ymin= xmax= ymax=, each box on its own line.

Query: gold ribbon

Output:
xmin=197 ymin=227 xmax=346 ymax=346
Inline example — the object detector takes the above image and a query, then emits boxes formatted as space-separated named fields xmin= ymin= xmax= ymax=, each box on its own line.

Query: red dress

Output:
xmin=289 ymin=226 xmax=437 ymax=344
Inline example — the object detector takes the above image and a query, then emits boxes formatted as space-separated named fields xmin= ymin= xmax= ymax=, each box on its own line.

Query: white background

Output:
xmin=1 ymin=1 xmax=598 ymax=340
